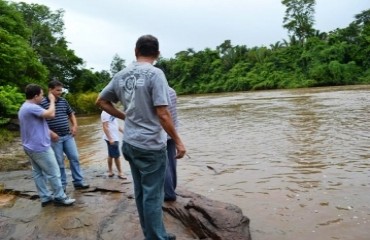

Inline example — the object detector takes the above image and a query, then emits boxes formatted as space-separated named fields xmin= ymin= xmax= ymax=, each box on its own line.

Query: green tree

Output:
xmin=13 ymin=2 xmax=83 ymax=89
xmin=0 ymin=85 xmax=24 ymax=125
xmin=110 ymin=54 xmax=126 ymax=76
xmin=94 ymin=70 xmax=112 ymax=92
xmin=282 ymin=0 xmax=316 ymax=44
xmin=68 ymin=68 xmax=111 ymax=93
xmin=0 ymin=0 xmax=48 ymax=89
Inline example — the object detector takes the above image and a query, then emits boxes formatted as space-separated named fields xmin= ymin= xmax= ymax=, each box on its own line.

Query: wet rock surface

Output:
xmin=0 ymin=170 xmax=251 ymax=239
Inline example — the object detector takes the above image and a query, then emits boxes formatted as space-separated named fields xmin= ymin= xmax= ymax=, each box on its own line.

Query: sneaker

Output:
xmin=41 ymin=198 xmax=53 ymax=207
xmin=54 ymin=196 xmax=75 ymax=206
xmin=167 ymin=233 xmax=176 ymax=240
xmin=74 ymin=182 xmax=90 ymax=189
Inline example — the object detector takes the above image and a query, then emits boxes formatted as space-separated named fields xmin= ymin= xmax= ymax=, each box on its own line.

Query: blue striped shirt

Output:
xmin=168 ymin=87 xmax=178 ymax=139
xmin=40 ymin=97 xmax=74 ymax=136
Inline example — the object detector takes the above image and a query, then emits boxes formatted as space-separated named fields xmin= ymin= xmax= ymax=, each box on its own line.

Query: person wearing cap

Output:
xmin=96 ymin=34 xmax=186 ymax=240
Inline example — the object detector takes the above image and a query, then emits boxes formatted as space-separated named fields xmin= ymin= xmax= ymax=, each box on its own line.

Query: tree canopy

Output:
xmin=0 ymin=0 xmax=369 ymax=120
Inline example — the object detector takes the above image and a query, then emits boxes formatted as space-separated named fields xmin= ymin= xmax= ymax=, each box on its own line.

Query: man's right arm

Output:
xmin=96 ymin=98 xmax=126 ymax=120
xmin=42 ymin=93 xmax=55 ymax=119
xmin=156 ymin=105 xmax=186 ymax=159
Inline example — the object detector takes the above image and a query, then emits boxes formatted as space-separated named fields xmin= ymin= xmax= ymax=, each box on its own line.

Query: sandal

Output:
xmin=118 ymin=175 xmax=127 ymax=179
xmin=108 ymin=173 xmax=115 ymax=177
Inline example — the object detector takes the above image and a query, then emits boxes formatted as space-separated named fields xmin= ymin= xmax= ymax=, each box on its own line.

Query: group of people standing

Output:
xmin=18 ymin=80 xmax=89 ymax=207
xmin=19 ymin=34 xmax=185 ymax=240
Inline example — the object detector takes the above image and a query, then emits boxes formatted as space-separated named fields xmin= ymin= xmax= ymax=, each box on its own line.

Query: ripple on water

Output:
xmin=74 ymin=86 xmax=370 ymax=240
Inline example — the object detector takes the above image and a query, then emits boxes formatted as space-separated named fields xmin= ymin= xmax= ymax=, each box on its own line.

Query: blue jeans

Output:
xmin=122 ymin=142 xmax=169 ymax=240
xmin=164 ymin=139 xmax=177 ymax=200
xmin=24 ymin=148 xmax=66 ymax=202
xmin=51 ymin=134 xmax=84 ymax=187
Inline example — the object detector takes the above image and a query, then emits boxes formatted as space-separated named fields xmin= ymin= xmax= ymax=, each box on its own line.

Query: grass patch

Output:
xmin=0 ymin=128 xmax=17 ymax=144
xmin=0 ymin=154 xmax=29 ymax=172
xmin=0 ymin=128 xmax=28 ymax=172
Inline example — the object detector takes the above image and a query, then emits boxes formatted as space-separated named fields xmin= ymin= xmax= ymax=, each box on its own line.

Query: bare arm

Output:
xmin=49 ymin=129 xmax=59 ymax=142
xmin=42 ymin=93 xmax=55 ymax=119
xmin=96 ymin=98 xmax=126 ymax=120
xmin=156 ymin=106 xmax=186 ymax=159
xmin=69 ymin=113 xmax=78 ymax=136
xmin=102 ymin=121 xmax=114 ymax=144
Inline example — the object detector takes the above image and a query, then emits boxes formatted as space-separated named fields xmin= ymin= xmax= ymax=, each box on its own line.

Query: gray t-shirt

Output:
xmin=99 ymin=62 xmax=170 ymax=150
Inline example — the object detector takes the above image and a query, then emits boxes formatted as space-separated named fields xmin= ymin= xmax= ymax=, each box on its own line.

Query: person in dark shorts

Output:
xmin=101 ymin=110 xmax=125 ymax=179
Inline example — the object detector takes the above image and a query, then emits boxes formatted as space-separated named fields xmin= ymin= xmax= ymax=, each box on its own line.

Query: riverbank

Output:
xmin=0 ymin=169 xmax=251 ymax=239
xmin=0 ymin=132 xmax=251 ymax=239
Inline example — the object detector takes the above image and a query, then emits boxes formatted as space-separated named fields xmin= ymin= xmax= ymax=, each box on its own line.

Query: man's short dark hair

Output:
xmin=48 ymin=79 xmax=63 ymax=89
xmin=135 ymin=35 xmax=159 ymax=57
xmin=25 ymin=84 xmax=42 ymax=100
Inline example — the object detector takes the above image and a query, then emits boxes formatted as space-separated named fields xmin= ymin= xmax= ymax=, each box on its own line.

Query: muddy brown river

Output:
xmin=74 ymin=85 xmax=370 ymax=240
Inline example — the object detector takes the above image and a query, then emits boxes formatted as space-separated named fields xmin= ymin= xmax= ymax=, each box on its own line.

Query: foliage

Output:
xmin=13 ymin=2 xmax=84 ymax=87
xmin=0 ymin=85 xmax=24 ymax=125
xmin=156 ymin=5 xmax=370 ymax=94
xmin=110 ymin=54 xmax=126 ymax=76
xmin=68 ymin=69 xmax=111 ymax=93
xmin=65 ymin=92 xmax=100 ymax=114
xmin=0 ymin=128 xmax=18 ymax=145
xmin=282 ymin=0 xmax=316 ymax=44
xmin=0 ymin=0 xmax=369 ymax=105
xmin=0 ymin=0 xmax=48 ymax=89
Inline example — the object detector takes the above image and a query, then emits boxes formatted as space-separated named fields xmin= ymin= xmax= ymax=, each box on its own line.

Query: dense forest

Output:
xmin=1 ymin=0 xmax=370 ymax=126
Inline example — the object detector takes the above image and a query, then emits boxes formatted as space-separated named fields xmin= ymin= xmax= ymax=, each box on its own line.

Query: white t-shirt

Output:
xmin=101 ymin=111 xmax=121 ymax=141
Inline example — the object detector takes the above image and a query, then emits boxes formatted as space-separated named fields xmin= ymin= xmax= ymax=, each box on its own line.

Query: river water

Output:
xmin=75 ymin=85 xmax=370 ymax=240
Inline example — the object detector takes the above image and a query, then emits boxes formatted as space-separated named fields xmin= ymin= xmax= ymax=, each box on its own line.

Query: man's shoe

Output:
xmin=41 ymin=198 xmax=53 ymax=207
xmin=54 ymin=196 xmax=75 ymax=206
xmin=164 ymin=196 xmax=176 ymax=202
xmin=167 ymin=233 xmax=176 ymax=240
xmin=74 ymin=183 xmax=90 ymax=189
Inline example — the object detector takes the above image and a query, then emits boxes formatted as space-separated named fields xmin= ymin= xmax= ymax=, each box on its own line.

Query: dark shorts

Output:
xmin=105 ymin=140 xmax=120 ymax=158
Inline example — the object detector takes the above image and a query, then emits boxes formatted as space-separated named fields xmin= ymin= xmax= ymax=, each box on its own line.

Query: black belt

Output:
xmin=58 ymin=133 xmax=70 ymax=136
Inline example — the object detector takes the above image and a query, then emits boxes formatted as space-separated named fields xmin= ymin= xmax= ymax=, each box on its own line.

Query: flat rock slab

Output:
xmin=0 ymin=170 xmax=251 ymax=239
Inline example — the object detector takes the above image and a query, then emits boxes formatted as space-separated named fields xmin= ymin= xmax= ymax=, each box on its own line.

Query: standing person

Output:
xmin=96 ymin=34 xmax=186 ymax=240
xmin=164 ymin=87 xmax=179 ymax=202
xmin=18 ymin=84 xmax=75 ymax=207
xmin=101 ymin=110 xmax=125 ymax=179
xmin=40 ymin=80 xmax=89 ymax=192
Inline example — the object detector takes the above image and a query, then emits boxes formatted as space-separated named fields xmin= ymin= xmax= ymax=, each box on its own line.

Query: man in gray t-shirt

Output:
xmin=96 ymin=35 xmax=186 ymax=240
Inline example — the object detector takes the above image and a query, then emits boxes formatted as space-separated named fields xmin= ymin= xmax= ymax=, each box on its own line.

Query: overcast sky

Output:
xmin=11 ymin=0 xmax=370 ymax=72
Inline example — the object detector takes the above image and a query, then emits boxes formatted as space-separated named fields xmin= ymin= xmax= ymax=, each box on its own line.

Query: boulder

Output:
xmin=164 ymin=188 xmax=251 ymax=239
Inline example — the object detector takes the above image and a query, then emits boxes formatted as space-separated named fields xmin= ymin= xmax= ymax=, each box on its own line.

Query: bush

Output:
xmin=65 ymin=92 xmax=100 ymax=114
xmin=0 ymin=85 xmax=24 ymax=125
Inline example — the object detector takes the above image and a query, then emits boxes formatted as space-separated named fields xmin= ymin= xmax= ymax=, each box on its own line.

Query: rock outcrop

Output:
xmin=164 ymin=189 xmax=251 ymax=239
xmin=0 ymin=170 xmax=251 ymax=239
